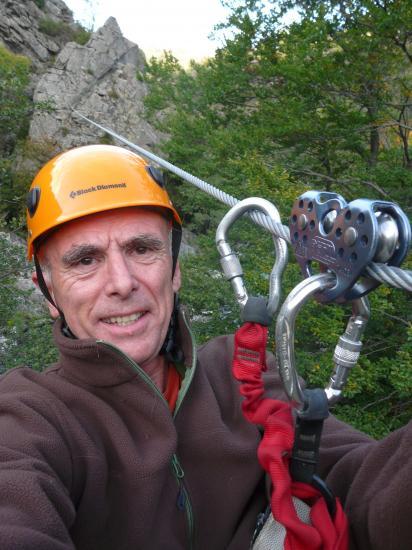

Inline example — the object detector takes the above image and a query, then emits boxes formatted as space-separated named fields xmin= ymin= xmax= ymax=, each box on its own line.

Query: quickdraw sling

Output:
xmin=233 ymin=318 xmax=348 ymax=550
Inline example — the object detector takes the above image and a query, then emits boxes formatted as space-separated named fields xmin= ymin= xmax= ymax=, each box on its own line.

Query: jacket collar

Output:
xmin=52 ymin=307 xmax=195 ymax=389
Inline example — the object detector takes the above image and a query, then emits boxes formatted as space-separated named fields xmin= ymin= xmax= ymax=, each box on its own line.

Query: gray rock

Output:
xmin=0 ymin=1 xmax=164 ymax=169
xmin=45 ymin=0 xmax=73 ymax=22
xmin=29 ymin=16 xmax=162 ymax=153
xmin=0 ymin=0 xmax=76 ymax=69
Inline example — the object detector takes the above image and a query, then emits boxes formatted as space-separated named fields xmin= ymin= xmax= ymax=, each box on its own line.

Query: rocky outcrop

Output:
xmin=0 ymin=0 xmax=76 ymax=69
xmin=0 ymin=1 xmax=162 ymax=157
xmin=29 ymin=16 xmax=161 ymax=154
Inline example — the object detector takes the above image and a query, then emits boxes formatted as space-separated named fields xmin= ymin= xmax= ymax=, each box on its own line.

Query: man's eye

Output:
xmin=79 ymin=257 xmax=94 ymax=266
xmin=135 ymin=246 xmax=149 ymax=255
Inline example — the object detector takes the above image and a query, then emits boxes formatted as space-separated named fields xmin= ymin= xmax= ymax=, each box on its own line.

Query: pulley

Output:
xmin=289 ymin=191 xmax=411 ymax=303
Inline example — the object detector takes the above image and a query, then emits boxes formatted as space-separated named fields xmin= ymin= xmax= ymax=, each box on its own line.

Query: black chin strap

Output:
xmin=160 ymin=294 xmax=183 ymax=363
xmin=164 ymin=225 xmax=183 ymax=362
xmin=171 ymin=224 xmax=182 ymax=278
xmin=34 ymin=254 xmax=75 ymax=336
xmin=34 ymin=254 xmax=61 ymax=315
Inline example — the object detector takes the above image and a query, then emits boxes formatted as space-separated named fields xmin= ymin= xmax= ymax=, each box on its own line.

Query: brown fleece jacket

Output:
xmin=0 ymin=313 xmax=410 ymax=549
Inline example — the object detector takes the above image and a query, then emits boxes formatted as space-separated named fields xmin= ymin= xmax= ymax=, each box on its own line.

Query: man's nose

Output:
xmin=104 ymin=252 xmax=138 ymax=298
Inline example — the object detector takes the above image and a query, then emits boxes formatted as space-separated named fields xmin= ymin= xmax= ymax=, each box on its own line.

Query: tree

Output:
xmin=0 ymin=46 xmax=31 ymax=154
xmin=275 ymin=0 xmax=412 ymax=171
xmin=143 ymin=0 xmax=412 ymax=436
xmin=0 ymin=233 xmax=57 ymax=374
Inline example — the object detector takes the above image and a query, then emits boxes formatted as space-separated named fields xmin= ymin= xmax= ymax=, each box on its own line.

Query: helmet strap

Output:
xmin=166 ymin=226 xmax=184 ymax=363
xmin=160 ymin=293 xmax=184 ymax=364
xmin=34 ymin=254 xmax=68 ymax=326
xmin=171 ymin=223 xmax=182 ymax=278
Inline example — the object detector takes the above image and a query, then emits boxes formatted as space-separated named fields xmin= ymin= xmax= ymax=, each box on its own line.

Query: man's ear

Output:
xmin=172 ymin=261 xmax=182 ymax=293
xmin=31 ymin=271 xmax=59 ymax=319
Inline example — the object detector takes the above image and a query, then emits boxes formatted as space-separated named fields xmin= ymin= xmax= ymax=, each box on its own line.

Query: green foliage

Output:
xmin=0 ymin=44 xmax=53 ymax=182
xmin=0 ymin=234 xmax=56 ymax=374
xmin=33 ymin=0 xmax=45 ymax=9
xmin=0 ymin=157 xmax=23 ymax=225
xmin=145 ymin=1 xmax=412 ymax=207
xmin=0 ymin=312 xmax=57 ymax=373
xmin=38 ymin=18 xmax=91 ymax=45
xmin=0 ymin=46 xmax=31 ymax=153
xmin=145 ymin=0 xmax=412 ymax=437
xmin=99 ymin=132 xmax=115 ymax=145
xmin=0 ymin=46 xmax=38 ymax=227
xmin=38 ymin=17 xmax=65 ymax=37
xmin=0 ymin=139 xmax=57 ymax=224
xmin=72 ymin=26 xmax=92 ymax=46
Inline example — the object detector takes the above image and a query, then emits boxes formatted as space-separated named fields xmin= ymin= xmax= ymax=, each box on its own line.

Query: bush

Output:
xmin=0 ymin=233 xmax=57 ymax=374
xmin=38 ymin=18 xmax=91 ymax=45
xmin=0 ymin=45 xmax=31 ymax=154
xmin=0 ymin=139 xmax=56 ymax=224
xmin=99 ymin=132 xmax=114 ymax=145
xmin=38 ymin=17 xmax=65 ymax=37
xmin=72 ymin=26 xmax=91 ymax=46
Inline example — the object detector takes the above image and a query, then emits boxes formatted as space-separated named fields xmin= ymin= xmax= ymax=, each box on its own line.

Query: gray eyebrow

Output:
xmin=61 ymin=235 xmax=167 ymax=266
xmin=61 ymin=244 xmax=101 ymax=266
xmin=123 ymin=235 xmax=166 ymax=252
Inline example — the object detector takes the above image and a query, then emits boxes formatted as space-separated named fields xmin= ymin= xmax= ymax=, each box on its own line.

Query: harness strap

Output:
xmin=233 ymin=321 xmax=348 ymax=549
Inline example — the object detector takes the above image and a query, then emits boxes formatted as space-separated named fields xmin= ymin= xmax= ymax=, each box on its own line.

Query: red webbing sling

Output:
xmin=233 ymin=321 xmax=348 ymax=550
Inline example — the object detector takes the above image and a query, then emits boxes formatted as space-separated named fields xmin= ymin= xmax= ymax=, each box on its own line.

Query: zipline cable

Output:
xmin=73 ymin=111 xmax=291 ymax=242
xmin=73 ymin=111 xmax=412 ymax=293
xmin=365 ymin=263 xmax=412 ymax=292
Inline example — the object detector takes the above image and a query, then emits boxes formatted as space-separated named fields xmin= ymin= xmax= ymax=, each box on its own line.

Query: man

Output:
xmin=0 ymin=144 xmax=409 ymax=549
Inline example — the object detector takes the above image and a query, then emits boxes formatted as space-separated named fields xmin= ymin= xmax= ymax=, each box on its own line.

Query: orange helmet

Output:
xmin=26 ymin=144 xmax=181 ymax=259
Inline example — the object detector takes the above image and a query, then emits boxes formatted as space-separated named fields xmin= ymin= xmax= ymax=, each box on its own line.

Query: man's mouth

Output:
xmin=102 ymin=312 xmax=145 ymax=326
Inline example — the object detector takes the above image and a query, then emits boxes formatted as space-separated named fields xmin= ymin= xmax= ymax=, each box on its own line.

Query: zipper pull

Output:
xmin=171 ymin=454 xmax=185 ymax=479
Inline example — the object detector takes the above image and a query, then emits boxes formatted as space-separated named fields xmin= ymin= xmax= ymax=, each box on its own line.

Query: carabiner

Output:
xmin=275 ymin=272 xmax=370 ymax=410
xmin=326 ymin=295 xmax=370 ymax=405
xmin=216 ymin=197 xmax=288 ymax=317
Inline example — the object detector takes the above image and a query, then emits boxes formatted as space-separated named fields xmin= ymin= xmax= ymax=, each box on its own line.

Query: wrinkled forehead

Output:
xmin=37 ymin=206 xmax=172 ymax=258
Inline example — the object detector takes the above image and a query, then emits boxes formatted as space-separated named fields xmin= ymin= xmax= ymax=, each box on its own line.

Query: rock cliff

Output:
xmin=30 ymin=16 xmax=161 ymax=152
xmin=0 ymin=0 xmax=79 ymax=70
xmin=0 ymin=0 xmax=162 ymax=157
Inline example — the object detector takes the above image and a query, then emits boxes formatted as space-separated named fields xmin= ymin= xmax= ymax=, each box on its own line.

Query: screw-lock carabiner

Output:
xmin=275 ymin=272 xmax=370 ymax=410
xmin=326 ymin=295 xmax=370 ymax=405
xmin=216 ymin=197 xmax=288 ymax=317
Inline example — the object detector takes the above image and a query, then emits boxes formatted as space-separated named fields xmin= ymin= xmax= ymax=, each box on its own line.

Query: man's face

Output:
xmin=37 ymin=207 xmax=181 ymax=371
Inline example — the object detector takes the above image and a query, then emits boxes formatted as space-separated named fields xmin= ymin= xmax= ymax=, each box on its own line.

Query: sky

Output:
xmin=64 ymin=0 xmax=231 ymax=65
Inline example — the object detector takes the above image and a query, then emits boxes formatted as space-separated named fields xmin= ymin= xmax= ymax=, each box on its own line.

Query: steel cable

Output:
xmin=73 ymin=111 xmax=412 ymax=293
xmin=365 ymin=264 xmax=412 ymax=292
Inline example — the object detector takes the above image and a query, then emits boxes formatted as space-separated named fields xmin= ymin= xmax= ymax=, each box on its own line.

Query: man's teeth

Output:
xmin=103 ymin=313 xmax=143 ymax=326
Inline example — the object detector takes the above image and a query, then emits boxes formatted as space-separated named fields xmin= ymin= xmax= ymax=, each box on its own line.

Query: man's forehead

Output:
xmin=44 ymin=207 xmax=171 ymax=252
